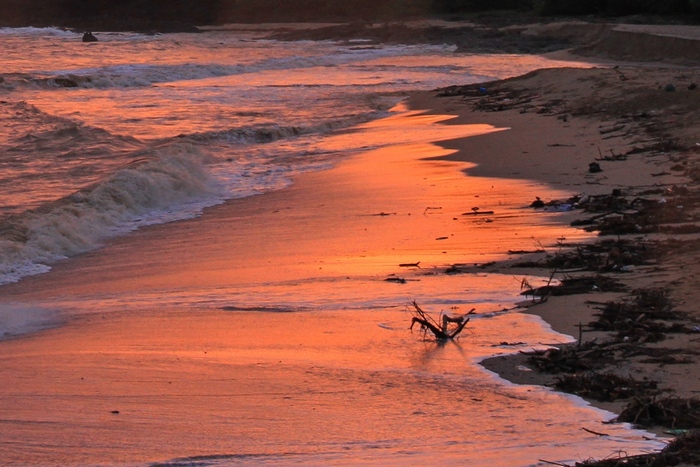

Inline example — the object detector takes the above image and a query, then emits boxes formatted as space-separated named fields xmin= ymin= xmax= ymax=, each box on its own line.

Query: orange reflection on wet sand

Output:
xmin=0 ymin=108 xmax=661 ymax=466
xmin=1 ymin=108 xmax=582 ymax=305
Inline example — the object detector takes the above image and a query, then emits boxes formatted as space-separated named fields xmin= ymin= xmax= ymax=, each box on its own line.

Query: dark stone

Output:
xmin=82 ymin=32 xmax=98 ymax=42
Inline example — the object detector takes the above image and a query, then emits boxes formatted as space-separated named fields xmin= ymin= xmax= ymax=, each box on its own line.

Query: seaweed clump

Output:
xmin=589 ymin=288 xmax=690 ymax=343
xmin=576 ymin=431 xmax=700 ymax=466
xmin=616 ymin=397 xmax=700 ymax=429
xmin=554 ymin=373 xmax=658 ymax=402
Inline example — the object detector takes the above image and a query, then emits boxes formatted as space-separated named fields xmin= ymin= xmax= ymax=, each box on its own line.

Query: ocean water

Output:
xmin=0 ymin=27 xmax=665 ymax=466
xmin=0 ymin=26 xmax=587 ymax=288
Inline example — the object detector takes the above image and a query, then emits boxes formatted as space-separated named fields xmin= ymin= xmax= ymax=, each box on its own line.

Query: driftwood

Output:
xmin=408 ymin=301 xmax=473 ymax=340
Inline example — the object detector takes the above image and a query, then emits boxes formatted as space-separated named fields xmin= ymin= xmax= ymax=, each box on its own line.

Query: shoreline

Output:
xmin=0 ymin=85 xmax=648 ymax=465
xmin=2 ymin=25 xmax=700 ymax=463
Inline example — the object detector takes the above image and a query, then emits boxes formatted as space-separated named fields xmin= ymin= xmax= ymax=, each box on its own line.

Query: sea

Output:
xmin=0 ymin=26 xmax=665 ymax=466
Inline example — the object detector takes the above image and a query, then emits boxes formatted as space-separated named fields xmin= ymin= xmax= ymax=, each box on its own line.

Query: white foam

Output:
xmin=0 ymin=303 xmax=62 ymax=339
xmin=0 ymin=143 xmax=222 ymax=285
xmin=0 ymin=27 xmax=78 ymax=38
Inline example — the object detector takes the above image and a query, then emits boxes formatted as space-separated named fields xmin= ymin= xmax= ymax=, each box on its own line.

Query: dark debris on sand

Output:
xmin=576 ymin=431 xmax=700 ymax=466
xmin=439 ymin=67 xmax=700 ymax=465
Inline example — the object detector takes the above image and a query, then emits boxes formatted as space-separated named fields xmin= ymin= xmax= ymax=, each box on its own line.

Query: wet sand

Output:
xmin=1 ymin=106 xmax=622 ymax=466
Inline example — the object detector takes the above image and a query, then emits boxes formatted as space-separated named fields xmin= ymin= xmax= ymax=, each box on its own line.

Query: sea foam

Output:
xmin=0 ymin=143 xmax=221 ymax=285
xmin=0 ymin=303 xmax=62 ymax=339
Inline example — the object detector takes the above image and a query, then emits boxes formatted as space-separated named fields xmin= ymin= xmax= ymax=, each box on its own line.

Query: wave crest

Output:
xmin=0 ymin=143 xmax=218 ymax=285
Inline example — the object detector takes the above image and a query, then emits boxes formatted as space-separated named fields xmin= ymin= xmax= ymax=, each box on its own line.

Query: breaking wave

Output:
xmin=0 ymin=143 xmax=220 ymax=285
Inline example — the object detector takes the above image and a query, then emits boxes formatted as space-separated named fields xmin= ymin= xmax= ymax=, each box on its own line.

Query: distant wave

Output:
xmin=183 ymin=110 xmax=385 ymax=145
xmin=0 ymin=27 xmax=78 ymax=37
xmin=1 ymin=43 xmax=456 ymax=91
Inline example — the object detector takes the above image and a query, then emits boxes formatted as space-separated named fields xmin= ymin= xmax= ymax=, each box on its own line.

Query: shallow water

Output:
xmin=0 ymin=27 xmax=665 ymax=466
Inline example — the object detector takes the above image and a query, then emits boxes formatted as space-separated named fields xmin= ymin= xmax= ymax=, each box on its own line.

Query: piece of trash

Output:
xmin=82 ymin=32 xmax=98 ymax=43
xmin=589 ymin=162 xmax=602 ymax=173
xmin=385 ymin=276 xmax=406 ymax=284
xmin=478 ymin=86 xmax=487 ymax=94
xmin=516 ymin=365 xmax=532 ymax=372
xmin=545 ymin=204 xmax=573 ymax=212
xmin=692 ymin=326 xmax=700 ymax=332
xmin=619 ymin=265 xmax=635 ymax=272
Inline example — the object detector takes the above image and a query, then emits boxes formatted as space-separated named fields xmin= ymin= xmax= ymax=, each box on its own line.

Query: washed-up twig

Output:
xmin=538 ymin=460 xmax=571 ymax=467
xmin=408 ymin=301 xmax=473 ymax=340
xmin=599 ymin=124 xmax=625 ymax=135
xmin=462 ymin=210 xmax=495 ymax=215
xmin=385 ymin=276 xmax=406 ymax=284
xmin=582 ymin=427 xmax=610 ymax=437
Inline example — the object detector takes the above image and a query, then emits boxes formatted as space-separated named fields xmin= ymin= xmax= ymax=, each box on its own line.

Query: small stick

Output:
xmin=577 ymin=322 xmax=584 ymax=349
xmin=538 ymin=460 xmax=571 ymax=467
xmin=582 ymin=427 xmax=610 ymax=437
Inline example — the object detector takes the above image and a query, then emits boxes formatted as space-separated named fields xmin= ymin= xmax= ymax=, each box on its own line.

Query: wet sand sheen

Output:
xmin=0 ymin=107 xmax=659 ymax=465
xmin=0 ymin=109 xmax=580 ymax=304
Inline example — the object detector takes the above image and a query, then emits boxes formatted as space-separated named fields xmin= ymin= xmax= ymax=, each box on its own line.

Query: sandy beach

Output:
xmin=2 ymin=21 xmax=700 ymax=466
xmin=427 ymin=59 xmax=700 ymax=463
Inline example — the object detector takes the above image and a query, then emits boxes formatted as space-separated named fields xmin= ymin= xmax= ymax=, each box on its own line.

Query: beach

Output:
xmin=1 ymin=22 xmax=700 ymax=466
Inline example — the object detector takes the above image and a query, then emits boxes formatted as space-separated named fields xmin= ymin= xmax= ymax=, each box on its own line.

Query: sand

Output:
xmin=427 ymin=63 xmax=700 ymax=447
xmin=3 ymin=22 xmax=700 ymax=466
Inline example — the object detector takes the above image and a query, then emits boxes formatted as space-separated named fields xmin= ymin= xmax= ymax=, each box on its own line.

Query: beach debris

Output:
xmin=664 ymin=83 xmax=676 ymax=92
xmin=554 ymin=372 xmax=658 ymax=402
xmin=408 ymin=301 xmax=474 ymax=340
xmin=616 ymin=397 xmax=700 ymax=429
xmin=462 ymin=207 xmax=495 ymax=215
xmin=398 ymin=261 xmax=421 ymax=268
xmin=444 ymin=264 xmax=469 ymax=274
xmin=520 ymin=275 xmax=624 ymax=301
xmin=588 ymin=162 xmax=603 ymax=173
xmin=385 ymin=275 xmax=406 ymax=284
xmin=576 ymin=431 xmax=700 ymax=466
xmin=588 ymin=288 xmax=690 ymax=343
xmin=595 ymin=147 xmax=626 ymax=161
xmin=82 ymin=32 xmax=98 ymax=42
xmin=612 ymin=66 xmax=628 ymax=81
xmin=523 ymin=346 xmax=592 ymax=374
xmin=598 ymin=124 xmax=625 ymax=135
